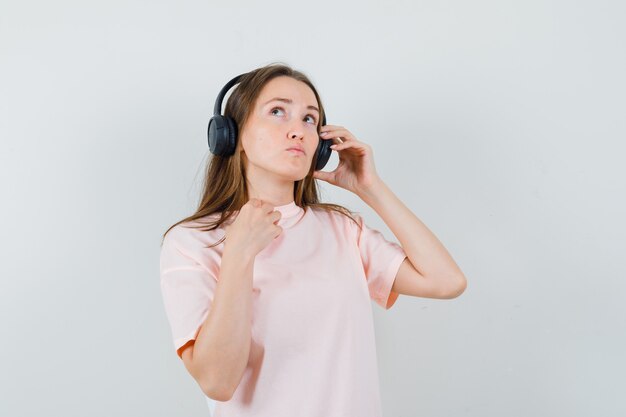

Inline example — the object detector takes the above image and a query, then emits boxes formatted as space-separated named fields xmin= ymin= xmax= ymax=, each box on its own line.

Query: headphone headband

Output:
xmin=213 ymin=73 xmax=247 ymax=117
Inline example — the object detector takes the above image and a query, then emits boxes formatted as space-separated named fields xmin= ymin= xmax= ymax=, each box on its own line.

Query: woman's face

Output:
xmin=240 ymin=76 xmax=321 ymax=181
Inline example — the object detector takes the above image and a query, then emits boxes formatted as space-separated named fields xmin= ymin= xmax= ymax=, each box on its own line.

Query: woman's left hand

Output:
xmin=312 ymin=125 xmax=381 ymax=196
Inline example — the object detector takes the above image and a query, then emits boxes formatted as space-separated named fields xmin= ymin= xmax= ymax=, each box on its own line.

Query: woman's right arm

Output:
xmin=179 ymin=243 xmax=255 ymax=402
xmin=177 ymin=198 xmax=282 ymax=401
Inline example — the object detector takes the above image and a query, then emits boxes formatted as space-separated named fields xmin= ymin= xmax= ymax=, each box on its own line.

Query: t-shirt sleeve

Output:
xmin=353 ymin=213 xmax=407 ymax=310
xmin=159 ymin=225 xmax=219 ymax=359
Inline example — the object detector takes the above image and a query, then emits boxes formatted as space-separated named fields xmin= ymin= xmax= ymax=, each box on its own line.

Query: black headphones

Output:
xmin=207 ymin=72 xmax=333 ymax=172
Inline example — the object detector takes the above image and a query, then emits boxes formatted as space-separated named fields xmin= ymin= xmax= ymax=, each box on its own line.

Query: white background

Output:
xmin=1 ymin=0 xmax=625 ymax=416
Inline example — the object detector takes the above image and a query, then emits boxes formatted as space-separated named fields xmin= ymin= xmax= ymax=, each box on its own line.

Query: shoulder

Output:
xmin=162 ymin=214 xmax=226 ymax=253
xmin=160 ymin=214 xmax=227 ymax=277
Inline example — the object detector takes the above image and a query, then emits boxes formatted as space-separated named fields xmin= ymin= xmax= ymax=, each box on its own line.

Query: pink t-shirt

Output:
xmin=160 ymin=200 xmax=407 ymax=417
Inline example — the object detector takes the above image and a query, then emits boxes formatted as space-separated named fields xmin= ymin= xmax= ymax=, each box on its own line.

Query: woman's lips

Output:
xmin=286 ymin=148 xmax=305 ymax=155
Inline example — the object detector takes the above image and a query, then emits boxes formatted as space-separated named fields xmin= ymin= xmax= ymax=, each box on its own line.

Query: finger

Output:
xmin=319 ymin=127 xmax=347 ymax=138
xmin=320 ymin=134 xmax=347 ymax=145
xmin=320 ymin=128 xmax=353 ymax=140
xmin=313 ymin=169 xmax=333 ymax=182
xmin=330 ymin=141 xmax=363 ymax=151
xmin=319 ymin=128 xmax=345 ymax=137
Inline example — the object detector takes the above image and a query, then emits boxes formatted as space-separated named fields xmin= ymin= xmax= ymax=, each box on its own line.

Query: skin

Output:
xmin=239 ymin=75 xmax=330 ymax=206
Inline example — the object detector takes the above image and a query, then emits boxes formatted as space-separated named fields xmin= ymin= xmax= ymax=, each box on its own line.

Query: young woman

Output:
xmin=159 ymin=63 xmax=467 ymax=416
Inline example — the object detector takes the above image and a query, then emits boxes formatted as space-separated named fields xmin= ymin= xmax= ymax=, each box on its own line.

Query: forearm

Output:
xmin=359 ymin=177 xmax=467 ymax=289
xmin=191 ymin=244 xmax=254 ymax=398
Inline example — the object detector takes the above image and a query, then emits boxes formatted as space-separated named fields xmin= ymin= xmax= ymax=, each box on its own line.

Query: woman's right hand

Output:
xmin=224 ymin=198 xmax=283 ymax=257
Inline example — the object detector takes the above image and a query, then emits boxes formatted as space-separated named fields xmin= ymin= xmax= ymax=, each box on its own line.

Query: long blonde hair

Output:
xmin=161 ymin=62 xmax=361 ymax=248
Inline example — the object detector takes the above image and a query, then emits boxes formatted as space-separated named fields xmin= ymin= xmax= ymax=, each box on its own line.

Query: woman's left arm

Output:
xmin=358 ymin=177 xmax=468 ymax=299
xmin=314 ymin=125 xmax=467 ymax=299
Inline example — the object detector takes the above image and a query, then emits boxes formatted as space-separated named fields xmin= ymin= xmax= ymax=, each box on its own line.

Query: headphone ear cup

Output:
xmin=224 ymin=116 xmax=238 ymax=156
xmin=207 ymin=115 xmax=238 ymax=156
xmin=314 ymin=138 xmax=333 ymax=171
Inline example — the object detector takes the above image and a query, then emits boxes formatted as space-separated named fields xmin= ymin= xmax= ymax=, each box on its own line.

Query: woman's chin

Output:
xmin=275 ymin=168 xmax=309 ymax=182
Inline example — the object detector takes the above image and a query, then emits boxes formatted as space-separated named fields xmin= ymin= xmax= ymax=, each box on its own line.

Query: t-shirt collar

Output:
xmin=274 ymin=200 xmax=302 ymax=219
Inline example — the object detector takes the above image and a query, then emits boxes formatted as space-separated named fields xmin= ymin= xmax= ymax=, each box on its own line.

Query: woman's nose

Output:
xmin=288 ymin=129 xmax=304 ymax=140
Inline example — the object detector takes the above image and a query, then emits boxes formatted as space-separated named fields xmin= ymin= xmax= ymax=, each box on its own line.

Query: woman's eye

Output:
xmin=270 ymin=107 xmax=284 ymax=116
xmin=304 ymin=115 xmax=317 ymax=124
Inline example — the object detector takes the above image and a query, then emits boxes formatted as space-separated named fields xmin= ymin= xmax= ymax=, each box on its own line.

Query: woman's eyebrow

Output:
xmin=263 ymin=97 xmax=319 ymax=114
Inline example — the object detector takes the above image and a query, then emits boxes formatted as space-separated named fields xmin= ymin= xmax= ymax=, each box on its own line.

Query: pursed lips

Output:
xmin=286 ymin=147 xmax=305 ymax=155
